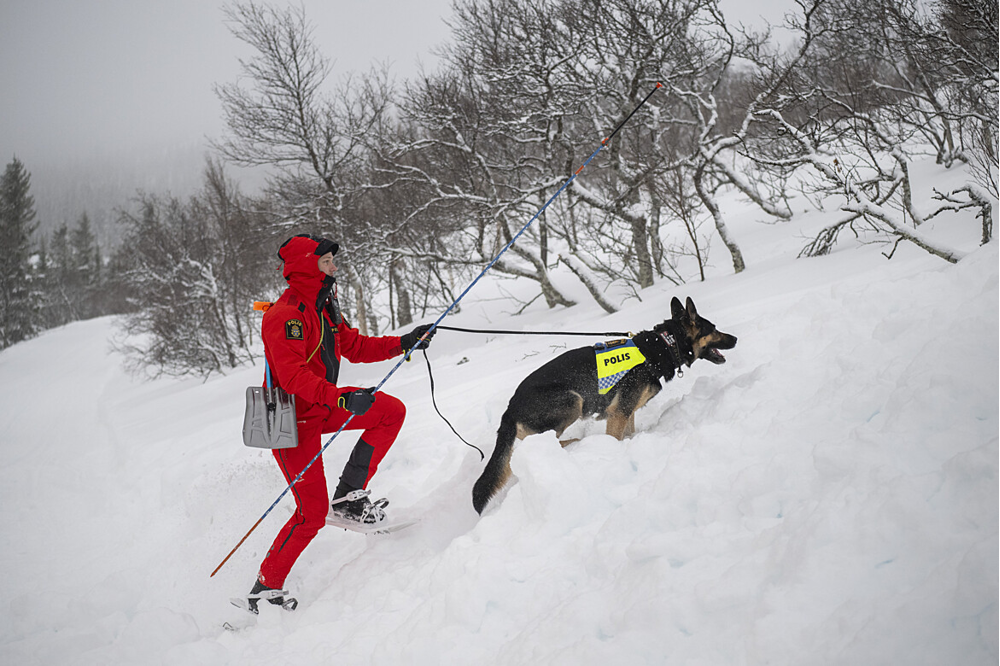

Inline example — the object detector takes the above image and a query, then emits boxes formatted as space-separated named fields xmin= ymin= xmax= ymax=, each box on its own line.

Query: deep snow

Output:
xmin=0 ymin=158 xmax=996 ymax=665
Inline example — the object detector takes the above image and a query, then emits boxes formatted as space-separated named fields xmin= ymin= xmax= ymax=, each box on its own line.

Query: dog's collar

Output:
xmin=659 ymin=330 xmax=686 ymax=377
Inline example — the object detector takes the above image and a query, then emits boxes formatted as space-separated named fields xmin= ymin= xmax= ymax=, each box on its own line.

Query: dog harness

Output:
xmin=595 ymin=339 xmax=647 ymax=394
xmin=659 ymin=331 xmax=685 ymax=377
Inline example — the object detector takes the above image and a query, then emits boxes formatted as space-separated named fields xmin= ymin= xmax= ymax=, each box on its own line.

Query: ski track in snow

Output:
xmin=0 ymin=158 xmax=996 ymax=665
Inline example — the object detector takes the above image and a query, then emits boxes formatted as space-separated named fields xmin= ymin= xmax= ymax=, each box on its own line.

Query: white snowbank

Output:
xmin=0 ymin=159 xmax=996 ymax=665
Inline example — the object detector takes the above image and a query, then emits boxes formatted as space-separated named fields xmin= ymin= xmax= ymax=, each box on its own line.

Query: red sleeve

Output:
xmin=262 ymin=306 xmax=343 ymax=408
xmin=337 ymin=321 xmax=403 ymax=363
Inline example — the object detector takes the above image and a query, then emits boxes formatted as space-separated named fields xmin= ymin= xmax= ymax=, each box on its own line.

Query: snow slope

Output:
xmin=0 ymin=159 xmax=996 ymax=665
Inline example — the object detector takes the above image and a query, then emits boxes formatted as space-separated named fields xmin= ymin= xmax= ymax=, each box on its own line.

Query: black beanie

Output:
xmin=277 ymin=234 xmax=339 ymax=261
xmin=314 ymin=238 xmax=339 ymax=257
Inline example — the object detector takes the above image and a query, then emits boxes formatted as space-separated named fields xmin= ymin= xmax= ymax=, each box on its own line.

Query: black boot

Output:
xmin=330 ymin=487 xmax=389 ymax=526
xmin=337 ymin=440 xmax=375 ymax=495
xmin=333 ymin=479 xmax=358 ymax=502
xmin=247 ymin=578 xmax=297 ymax=614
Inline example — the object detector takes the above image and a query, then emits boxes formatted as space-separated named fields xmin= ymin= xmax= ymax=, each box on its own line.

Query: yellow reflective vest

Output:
xmin=595 ymin=339 xmax=646 ymax=394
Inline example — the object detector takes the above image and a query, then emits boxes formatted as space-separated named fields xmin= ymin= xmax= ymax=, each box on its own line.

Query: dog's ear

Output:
xmin=686 ymin=297 xmax=698 ymax=320
xmin=670 ymin=296 xmax=685 ymax=320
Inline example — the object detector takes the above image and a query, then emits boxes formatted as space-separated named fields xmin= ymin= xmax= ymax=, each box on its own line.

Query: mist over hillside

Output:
xmin=23 ymin=143 xmax=271 ymax=250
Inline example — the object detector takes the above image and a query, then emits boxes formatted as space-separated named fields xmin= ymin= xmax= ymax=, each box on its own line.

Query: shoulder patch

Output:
xmin=597 ymin=338 xmax=628 ymax=350
xmin=285 ymin=319 xmax=304 ymax=340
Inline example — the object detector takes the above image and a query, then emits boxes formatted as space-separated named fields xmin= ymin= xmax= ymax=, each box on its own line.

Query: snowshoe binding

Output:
xmin=326 ymin=489 xmax=417 ymax=534
xmin=326 ymin=489 xmax=389 ymax=530
xmin=230 ymin=579 xmax=298 ymax=615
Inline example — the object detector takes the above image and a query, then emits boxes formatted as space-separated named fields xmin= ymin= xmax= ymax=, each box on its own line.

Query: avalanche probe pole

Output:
xmin=211 ymin=82 xmax=663 ymax=578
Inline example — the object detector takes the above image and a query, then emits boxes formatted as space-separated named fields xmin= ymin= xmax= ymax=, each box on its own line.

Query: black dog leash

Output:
xmin=421 ymin=349 xmax=485 ymax=461
xmin=435 ymin=325 xmax=631 ymax=337
xmin=421 ymin=327 xmax=633 ymax=460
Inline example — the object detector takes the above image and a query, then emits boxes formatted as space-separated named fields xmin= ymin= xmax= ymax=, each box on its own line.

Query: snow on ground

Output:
xmin=0 ymin=158 xmax=996 ymax=665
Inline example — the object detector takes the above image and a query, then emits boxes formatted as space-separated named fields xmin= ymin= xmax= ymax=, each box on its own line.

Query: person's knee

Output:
xmin=293 ymin=475 xmax=330 ymax=527
xmin=295 ymin=494 xmax=329 ymax=533
xmin=301 ymin=510 xmax=327 ymax=535
xmin=378 ymin=393 xmax=405 ymax=424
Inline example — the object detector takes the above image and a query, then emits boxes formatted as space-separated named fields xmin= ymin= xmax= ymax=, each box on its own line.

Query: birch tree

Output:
xmin=113 ymin=164 xmax=275 ymax=377
xmin=216 ymin=1 xmax=395 ymax=332
xmin=751 ymin=0 xmax=994 ymax=260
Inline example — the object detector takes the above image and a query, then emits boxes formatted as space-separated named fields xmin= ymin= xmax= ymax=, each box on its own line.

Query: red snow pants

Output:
xmin=257 ymin=390 xmax=405 ymax=588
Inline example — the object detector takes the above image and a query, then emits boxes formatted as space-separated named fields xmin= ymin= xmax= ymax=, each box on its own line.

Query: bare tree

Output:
xmin=762 ymin=0 xmax=997 ymax=259
xmin=384 ymin=1 xmax=585 ymax=309
xmin=215 ymin=1 xmax=396 ymax=333
xmin=757 ymin=92 xmax=970 ymax=262
xmin=210 ymin=0 xmax=994 ymax=331
xmin=384 ymin=0 xmax=764 ymax=313
xmin=215 ymin=3 xmax=390 ymax=191
xmin=113 ymin=163 xmax=277 ymax=377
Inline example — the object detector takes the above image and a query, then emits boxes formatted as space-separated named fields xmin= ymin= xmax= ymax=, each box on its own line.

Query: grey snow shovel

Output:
xmin=242 ymin=360 xmax=298 ymax=450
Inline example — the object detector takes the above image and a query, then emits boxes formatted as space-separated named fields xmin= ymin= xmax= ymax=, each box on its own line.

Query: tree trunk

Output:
xmin=631 ymin=215 xmax=654 ymax=289
xmin=355 ymin=286 xmax=369 ymax=336
xmin=648 ymin=190 xmax=665 ymax=279
xmin=539 ymin=273 xmax=575 ymax=309
xmin=344 ymin=268 xmax=369 ymax=335
xmin=694 ymin=163 xmax=745 ymax=274
xmin=539 ymin=212 xmax=548 ymax=267
xmin=390 ymin=258 xmax=413 ymax=327
xmin=559 ymin=253 xmax=619 ymax=314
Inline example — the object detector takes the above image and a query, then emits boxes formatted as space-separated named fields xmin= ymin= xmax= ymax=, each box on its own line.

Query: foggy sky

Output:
xmin=0 ymin=0 xmax=791 ymax=240
xmin=0 ymin=0 xmax=455 ymax=169
xmin=1 ymin=0 xmax=793 ymax=170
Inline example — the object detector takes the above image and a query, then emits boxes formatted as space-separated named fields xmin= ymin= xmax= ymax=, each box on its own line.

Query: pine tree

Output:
xmin=70 ymin=212 xmax=99 ymax=319
xmin=0 ymin=157 xmax=39 ymax=349
xmin=44 ymin=223 xmax=74 ymax=326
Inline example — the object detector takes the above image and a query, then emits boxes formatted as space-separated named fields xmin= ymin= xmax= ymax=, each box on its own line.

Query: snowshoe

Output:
xmin=326 ymin=489 xmax=414 ymax=534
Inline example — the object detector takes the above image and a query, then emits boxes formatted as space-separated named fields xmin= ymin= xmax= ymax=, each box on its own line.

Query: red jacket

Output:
xmin=262 ymin=236 xmax=402 ymax=418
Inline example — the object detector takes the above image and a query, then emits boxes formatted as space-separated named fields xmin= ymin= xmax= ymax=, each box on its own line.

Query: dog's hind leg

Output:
xmin=605 ymin=413 xmax=628 ymax=440
xmin=474 ymin=389 xmax=586 ymax=513
xmin=604 ymin=393 xmax=630 ymax=440
xmin=556 ymin=391 xmax=585 ymax=447
xmin=624 ymin=412 xmax=636 ymax=438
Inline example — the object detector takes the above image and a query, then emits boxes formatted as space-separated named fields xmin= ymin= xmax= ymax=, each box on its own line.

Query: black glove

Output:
xmin=338 ymin=388 xmax=376 ymax=416
xmin=400 ymin=323 xmax=436 ymax=352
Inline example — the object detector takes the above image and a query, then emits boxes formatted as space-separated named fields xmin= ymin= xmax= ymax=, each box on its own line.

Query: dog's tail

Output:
xmin=472 ymin=410 xmax=518 ymax=514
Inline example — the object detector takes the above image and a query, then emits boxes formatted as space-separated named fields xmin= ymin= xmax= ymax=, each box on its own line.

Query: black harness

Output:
xmin=632 ymin=321 xmax=692 ymax=381
xmin=658 ymin=330 xmax=686 ymax=378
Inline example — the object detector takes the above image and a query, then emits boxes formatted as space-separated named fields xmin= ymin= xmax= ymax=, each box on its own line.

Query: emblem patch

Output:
xmin=285 ymin=319 xmax=304 ymax=340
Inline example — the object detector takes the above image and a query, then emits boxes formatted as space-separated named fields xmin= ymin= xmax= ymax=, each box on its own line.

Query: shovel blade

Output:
xmin=242 ymin=386 xmax=298 ymax=449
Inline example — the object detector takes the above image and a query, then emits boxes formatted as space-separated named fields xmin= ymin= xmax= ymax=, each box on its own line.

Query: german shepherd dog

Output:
xmin=472 ymin=297 xmax=737 ymax=514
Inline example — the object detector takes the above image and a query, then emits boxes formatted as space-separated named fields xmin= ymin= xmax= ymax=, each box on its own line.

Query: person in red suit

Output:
xmin=248 ymin=234 xmax=433 ymax=611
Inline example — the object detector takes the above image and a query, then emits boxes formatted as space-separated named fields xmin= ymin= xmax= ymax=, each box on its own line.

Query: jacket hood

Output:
xmin=277 ymin=235 xmax=338 ymax=307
